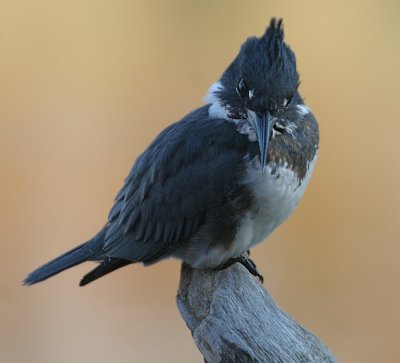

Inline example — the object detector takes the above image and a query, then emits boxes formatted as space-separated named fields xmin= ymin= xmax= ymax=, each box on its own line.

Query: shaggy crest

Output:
xmin=217 ymin=18 xmax=299 ymax=115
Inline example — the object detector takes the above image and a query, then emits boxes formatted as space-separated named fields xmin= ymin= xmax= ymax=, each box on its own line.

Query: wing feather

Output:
xmin=104 ymin=106 xmax=257 ymax=262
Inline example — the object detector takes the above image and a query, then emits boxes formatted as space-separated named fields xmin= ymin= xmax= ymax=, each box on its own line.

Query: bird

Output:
xmin=24 ymin=18 xmax=319 ymax=287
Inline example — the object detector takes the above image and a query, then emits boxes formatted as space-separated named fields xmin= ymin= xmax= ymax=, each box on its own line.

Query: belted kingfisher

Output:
xmin=24 ymin=18 xmax=319 ymax=287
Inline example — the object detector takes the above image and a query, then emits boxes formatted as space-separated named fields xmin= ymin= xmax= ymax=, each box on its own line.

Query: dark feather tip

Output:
xmin=265 ymin=17 xmax=284 ymax=39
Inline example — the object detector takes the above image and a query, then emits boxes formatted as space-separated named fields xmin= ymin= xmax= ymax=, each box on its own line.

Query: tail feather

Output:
xmin=79 ymin=258 xmax=132 ymax=286
xmin=23 ymin=231 xmax=105 ymax=286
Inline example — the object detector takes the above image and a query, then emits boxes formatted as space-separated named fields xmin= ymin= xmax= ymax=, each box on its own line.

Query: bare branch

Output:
xmin=177 ymin=263 xmax=337 ymax=363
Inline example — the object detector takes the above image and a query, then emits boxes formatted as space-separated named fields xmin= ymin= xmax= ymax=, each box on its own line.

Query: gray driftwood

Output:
xmin=177 ymin=263 xmax=337 ymax=363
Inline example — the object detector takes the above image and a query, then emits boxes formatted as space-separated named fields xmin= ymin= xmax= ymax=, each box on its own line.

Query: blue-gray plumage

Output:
xmin=24 ymin=18 xmax=319 ymax=287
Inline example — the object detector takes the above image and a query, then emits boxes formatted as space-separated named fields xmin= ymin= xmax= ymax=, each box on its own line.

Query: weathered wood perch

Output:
xmin=177 ymin=263 xmax=337 ymax=363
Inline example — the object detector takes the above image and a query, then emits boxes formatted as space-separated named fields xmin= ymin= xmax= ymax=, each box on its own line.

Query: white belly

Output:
xmin=175 ymin=154 xmax=317 ymax=269
xmin=230 ymin=154 xmax=318 ymax=255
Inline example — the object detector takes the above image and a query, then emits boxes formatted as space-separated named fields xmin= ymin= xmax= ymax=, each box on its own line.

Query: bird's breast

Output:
xmin=232 ymin=154 xmax=318 ymax=252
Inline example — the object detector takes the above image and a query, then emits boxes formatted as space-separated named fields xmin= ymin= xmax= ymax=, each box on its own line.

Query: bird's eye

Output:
xmin=281 ymin=95 xmax=293 ymax=108
xmin=273 ymin=122 xmax=285 ymax=134
xmin=236 ymin=78 xmax=249 ymax=99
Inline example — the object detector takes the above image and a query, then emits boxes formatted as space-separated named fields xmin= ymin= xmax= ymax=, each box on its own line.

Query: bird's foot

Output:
xmin=216 ymin=254 xmax=264 ymax=283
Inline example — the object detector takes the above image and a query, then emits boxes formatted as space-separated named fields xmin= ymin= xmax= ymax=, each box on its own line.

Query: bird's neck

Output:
xmin=204 ymin=81 xmax=237 ymax=122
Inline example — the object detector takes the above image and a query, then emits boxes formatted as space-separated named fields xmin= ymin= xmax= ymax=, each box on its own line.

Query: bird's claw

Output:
xmin=216 ymin=254 xmax=264 ymax=283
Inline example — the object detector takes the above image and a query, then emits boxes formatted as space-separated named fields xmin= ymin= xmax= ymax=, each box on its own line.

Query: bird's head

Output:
xmin=206 ymin=18 xmax=309 ymax=171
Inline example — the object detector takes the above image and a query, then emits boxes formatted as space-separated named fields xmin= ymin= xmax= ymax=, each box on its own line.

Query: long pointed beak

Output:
xmin=252 ymin=112 xmax=274 ymax=171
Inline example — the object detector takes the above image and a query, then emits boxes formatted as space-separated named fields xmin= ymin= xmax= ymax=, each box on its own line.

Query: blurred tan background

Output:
xmin=1 ymin=0 xmax=399 ymax=362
